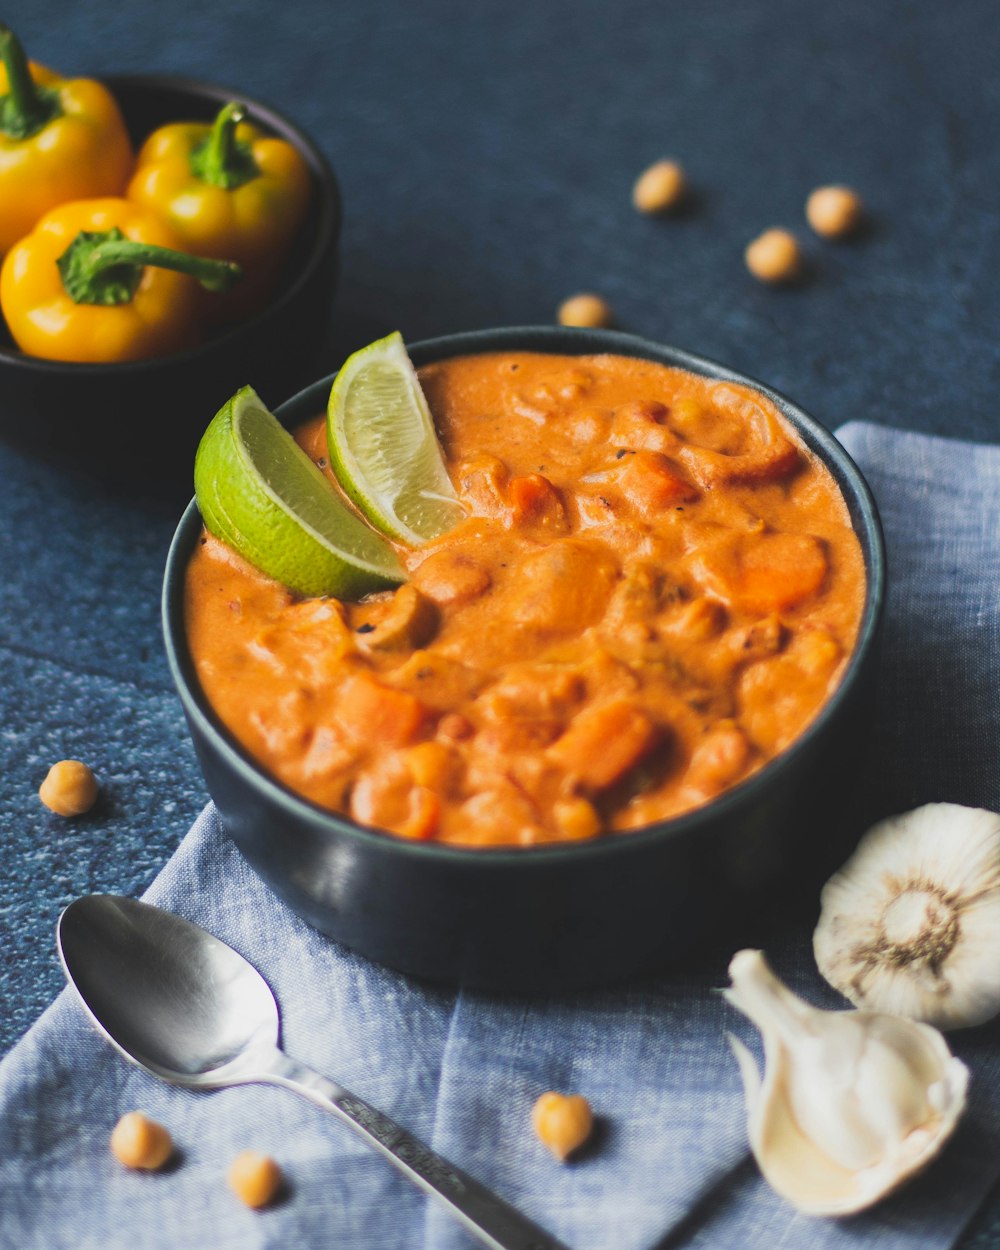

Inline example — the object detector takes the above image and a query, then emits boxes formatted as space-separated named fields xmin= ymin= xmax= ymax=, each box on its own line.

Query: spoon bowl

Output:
xmin=58 ymin=894 xmax=277 ymax=1084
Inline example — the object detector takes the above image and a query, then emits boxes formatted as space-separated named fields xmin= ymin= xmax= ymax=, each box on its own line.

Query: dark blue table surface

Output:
xmin=1 ymin=1 xmax=998 ymax=1244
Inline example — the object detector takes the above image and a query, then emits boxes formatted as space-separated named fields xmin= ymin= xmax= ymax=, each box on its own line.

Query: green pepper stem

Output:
xmin=57 ymin=229 xmax=243 ymax=305
xmin=0 ymin=23 xmax=59 ymax=139
xmin=190 ymin=101 xmax=259 ymax=190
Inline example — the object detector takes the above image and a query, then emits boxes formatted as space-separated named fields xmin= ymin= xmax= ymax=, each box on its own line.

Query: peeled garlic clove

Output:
xmin=725 ymin=949 xmax=968 ymax=1216
xmin=814 ymin=803 xmax=1000 ymax=1029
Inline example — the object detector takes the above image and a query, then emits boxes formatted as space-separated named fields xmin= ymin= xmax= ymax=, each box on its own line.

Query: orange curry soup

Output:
xmin=186 ymin=352 xmax=865 ymax=847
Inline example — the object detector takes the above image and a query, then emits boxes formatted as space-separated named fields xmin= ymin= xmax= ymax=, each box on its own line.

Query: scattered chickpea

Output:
xmin=532 ymin=1091 xmax=593 ymax=1161
xmin=632 ymin=159 xmax=687 ymax=214
xmin=227 ymin=1150 xmax=283 ymax=1209
xmin=39 ymin=759 xmax=99 ymax=817
xmin=110 ymin=1111 xmax=173 ymax=1171
xmin=806 ymin=184 xmax=863 ymax=238
xmin=744 ymin=229 xmax=802 ymax=284
xmin=557 ymin=294 xmax=613 ymax=329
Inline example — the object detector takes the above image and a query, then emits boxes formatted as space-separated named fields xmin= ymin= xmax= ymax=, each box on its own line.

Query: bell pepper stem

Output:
xmin=57 ymin=229 xmax=243 ymax=305
xmin=0 ymin=23 xmax=59 ymax=139
xmin=190 ymin=101 xmax=259 ymax=189
xmin=87 ymin=240 xmax=241 ymax=291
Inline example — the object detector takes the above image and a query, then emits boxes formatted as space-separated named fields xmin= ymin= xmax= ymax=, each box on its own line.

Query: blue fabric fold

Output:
xmin=0 ymin=422 xmax=997 ymax=1250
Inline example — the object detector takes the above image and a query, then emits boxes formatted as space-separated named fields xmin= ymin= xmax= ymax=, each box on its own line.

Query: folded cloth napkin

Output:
xmin=0 ymin=422 xmax=998 ymax=1250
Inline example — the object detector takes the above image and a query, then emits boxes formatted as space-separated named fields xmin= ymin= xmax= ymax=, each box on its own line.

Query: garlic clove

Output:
xmin=814 ymin=803 xmax=1000 ymax=1029
xmin=725 ymin=949 xmax=968 ymax=1216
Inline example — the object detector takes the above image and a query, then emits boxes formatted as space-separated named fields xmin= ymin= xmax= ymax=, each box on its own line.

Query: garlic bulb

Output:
xmin=725 ymin=949 xmax=968 ymax=1216
xmin=814 ymin=803 xmax=1000 ymax=1030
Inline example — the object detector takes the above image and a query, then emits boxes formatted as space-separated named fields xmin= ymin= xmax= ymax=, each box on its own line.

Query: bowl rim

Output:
xmin=0 ymin=72 xmax=341 ymax=376
xmin=163 ymin=324 xmax=886 ymax=867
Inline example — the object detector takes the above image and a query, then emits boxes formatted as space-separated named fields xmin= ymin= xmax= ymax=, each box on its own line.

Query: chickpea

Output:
xmin=632 ymin=159 xmax=687 ymax=214
xmin=438 ymin=712 xmax=474 ymax=742
xmin=110 ymin=1111 xmax=173 ymax=1171
xmin=532 ymin=1091 xmax=593 ymax=1161
xmin=687 ymin=722 xmax=750 ymax=793
xmin=795 ymin=628 xmax=841 ymax=676
xmin=669 ymin=597 xmax=725 ymax=642
xmin=557 ymin=294 xmax=613 ymax=329
xmin=806 ymin=185 xmax=863 ymax=238
xmin=553 ymin=798 xmax=602 ymax=841
xmin=227 ymin=1150 xmax=283 ymax=1209
xmin=39 ymin=759 xmax=99 ymax=817
xmin=744 ymin=229 xmax=802 ymax=284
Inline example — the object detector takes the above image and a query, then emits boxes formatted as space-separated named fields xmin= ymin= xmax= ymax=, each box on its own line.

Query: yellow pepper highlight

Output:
xmin=1 ymin=198 xmax=241 ymax=363
xmin=128 ymin=101 xmax=311 ymax=322
xmin=0 ymin=25 xmax=133 ymax=256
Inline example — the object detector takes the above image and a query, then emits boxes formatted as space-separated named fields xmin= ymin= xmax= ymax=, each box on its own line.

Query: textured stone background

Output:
xmin=1 ymin=0 xmax=998 ymax=1243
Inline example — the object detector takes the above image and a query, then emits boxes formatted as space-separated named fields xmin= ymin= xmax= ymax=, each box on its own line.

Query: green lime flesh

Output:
xmin=326 ymin=331 xmax=465 ymax=545
xmin=194 ymin=386 xmax=404 ymax=599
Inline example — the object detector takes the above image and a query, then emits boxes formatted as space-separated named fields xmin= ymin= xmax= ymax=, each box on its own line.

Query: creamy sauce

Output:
xmin=185 ymin=352 xmax=865 ymax=846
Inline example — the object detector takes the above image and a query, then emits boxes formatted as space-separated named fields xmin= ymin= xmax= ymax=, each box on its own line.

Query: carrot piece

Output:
xmin=508 ymin=474 xmax=567 ymax=530
xmin=337 ymin=672 xmax=427 ymax=746
xmin=738 ymin=533 xmax=828 ymax=611
xmin=690 ymin=531 xmax=827 ymax=612
xmin=547 ymin=700 xmax=658 ymax=791
xmin=616 ymin=451 xmax=699 ymax=513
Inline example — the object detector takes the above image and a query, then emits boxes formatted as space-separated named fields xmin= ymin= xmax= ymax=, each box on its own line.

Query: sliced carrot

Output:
xmin=405 ymin=741 xmax=460 ymax=791
xmin=739 ymin=533 xmax=828 ymax=611
xmin=690 ymin=531 xmax=827 ymax=612
xmin=547 ymin=700 xmax=658 ymax=791
xmin=616 ymin=451 xmax=699 ymax=513
xmin=337 ymin=672 xmax=427 ymax=746
xmin=508 ymin=473 xmax=567 ymax=531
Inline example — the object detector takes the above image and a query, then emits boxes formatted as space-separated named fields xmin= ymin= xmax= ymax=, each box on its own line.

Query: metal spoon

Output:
xmin=58 ymin=894 xmax=566 ymax=1250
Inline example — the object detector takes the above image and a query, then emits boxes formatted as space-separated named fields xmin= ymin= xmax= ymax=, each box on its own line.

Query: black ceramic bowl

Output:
xmin=163 ymin=326 xmax=886 ymax=992
xmin=0 ymin=75 xmax=340 ymax=493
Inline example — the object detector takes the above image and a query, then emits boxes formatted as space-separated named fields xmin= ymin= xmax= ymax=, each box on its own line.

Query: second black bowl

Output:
xmin=164 ymin=327 xmax=886 ymax=992
xmin=0 ymin=74 xmax=341 ymax=494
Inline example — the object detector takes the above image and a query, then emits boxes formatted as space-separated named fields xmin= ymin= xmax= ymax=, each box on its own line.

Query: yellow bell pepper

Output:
xmin=0 ymin=198 xmax=242 ymax=363
xmin=0 ymin=24 xmax=133 ymax=257
xmin=127 ymin=101 xmax=311 ymax=322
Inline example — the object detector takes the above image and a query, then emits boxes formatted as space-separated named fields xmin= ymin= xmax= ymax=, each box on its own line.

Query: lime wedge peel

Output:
xmin=194 ymin=386 xmax=404 ymax=600
xmin=326 ymin=332 xmax=465 ymax=545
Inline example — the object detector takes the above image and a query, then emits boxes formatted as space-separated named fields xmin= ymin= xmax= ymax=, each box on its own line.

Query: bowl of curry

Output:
xmin=163 ymin=326 xmax=885 ymax=991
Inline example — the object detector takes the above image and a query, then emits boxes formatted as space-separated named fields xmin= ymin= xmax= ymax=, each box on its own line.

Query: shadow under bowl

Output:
xmin=0 ymin=74 xmax=341 ymax=497
xmin=163 ymin=326 xmax=886 ymax=993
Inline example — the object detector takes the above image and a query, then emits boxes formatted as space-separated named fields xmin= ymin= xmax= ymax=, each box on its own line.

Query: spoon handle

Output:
xmin=259 ymin=1048 xmax=568 ymax=1250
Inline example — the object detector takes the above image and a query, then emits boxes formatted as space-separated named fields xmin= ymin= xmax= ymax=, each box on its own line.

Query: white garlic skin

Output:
xmin=725 ymin=949 xmax=968 ymax=1216
xmin=814 ymin=803 xmax=1000 ymax=1030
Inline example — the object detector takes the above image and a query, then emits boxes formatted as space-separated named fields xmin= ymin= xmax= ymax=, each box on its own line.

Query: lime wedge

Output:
xmin=326 ymin=332 xmax=465 ymax=545
xmin=194 ymin=386 xmax=404 ymax=599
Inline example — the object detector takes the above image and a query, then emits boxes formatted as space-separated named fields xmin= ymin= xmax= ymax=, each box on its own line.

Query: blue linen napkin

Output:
xmin=0 ymin=421 xmax=998 ymax=1250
